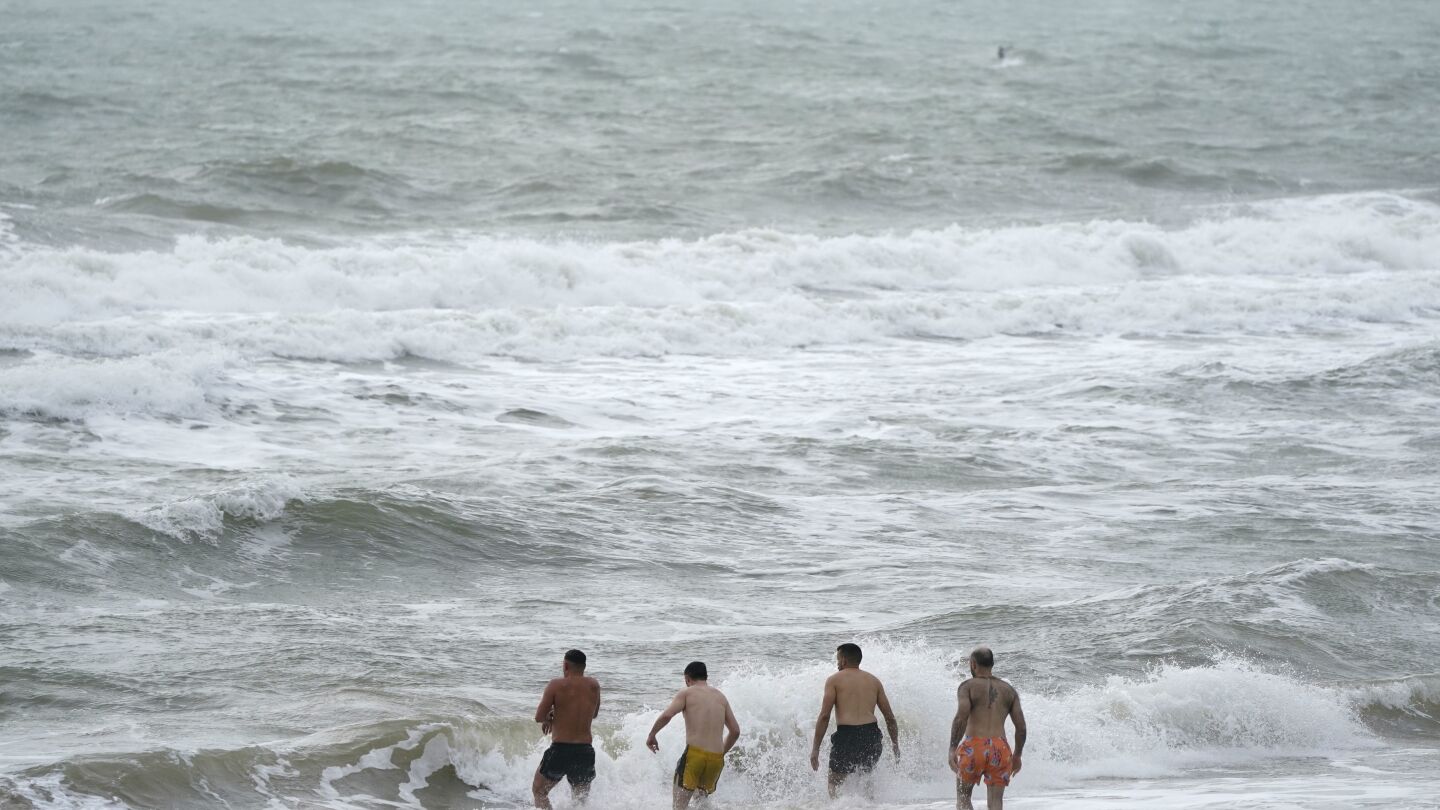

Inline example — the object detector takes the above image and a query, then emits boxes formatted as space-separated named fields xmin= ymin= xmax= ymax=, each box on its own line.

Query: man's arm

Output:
xmin=947 ymin=681 xmax=972 ymax=772
xmin=722 ymin=700 xmax=741 ymax=754
xmin=534 ymin=680 xmax=557 ymax=735
xmin=645 ymin=690 xmax=687 ymax=753
xmin=1009 ymin=692 xmax=1027 ymax=775
xmin=809 ymin=677 xmax=837 ymax=771
xmin=592 ymin=680 xmax=601 ymax=718
xmin=876 ymin=682 xmax=900 ymax=759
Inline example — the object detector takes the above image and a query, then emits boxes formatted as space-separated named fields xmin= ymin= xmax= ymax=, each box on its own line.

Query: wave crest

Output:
xmin=134 ymin=476 xmax=306 ymax=541
xmin=2 ymin=645 xmax=1398 ymax=808
xmin=3 ymin=192 xmax=1438 ymax=326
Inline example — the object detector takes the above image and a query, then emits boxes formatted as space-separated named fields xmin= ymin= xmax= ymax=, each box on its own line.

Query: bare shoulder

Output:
xmin=961 ymin=678 xmax=989 ymax=701
xmin=990 ymin=678 xmax=1019 ymax=707
xmin=866 ymin=670 xmax=885 ymax=688
xmin=547 ymin=677 xmax=565 ymax=689
xmin=586 ymin=676 xmax=601 ymax=690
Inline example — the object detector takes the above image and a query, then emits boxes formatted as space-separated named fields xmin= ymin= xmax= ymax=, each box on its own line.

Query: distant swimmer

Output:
xmin=997 ymin=46 xmax=1006 ymax=61
xmin=646 ymin=661 xmax=742 ymax=810
xmin=532 ymin=649 xmax=601 ymax=808
xmin=809 ymin=643 xmax=900 ymax=798
xmin=948 ymin=647 xmax=1027 ymax=810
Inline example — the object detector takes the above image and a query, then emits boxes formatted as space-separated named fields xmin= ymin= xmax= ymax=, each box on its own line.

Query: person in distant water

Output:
xmin=646 ymin=661 xmax=742 ymax=810
xmin=809 ymin=643 xmax=900 ymax=798
xmin=532 ymin=649 xmax=601 ymax=808
xmin=948 ymin=647 xmax=1027 ymax=810
xmin=997 ymin=46 xmax=1007 ymax=61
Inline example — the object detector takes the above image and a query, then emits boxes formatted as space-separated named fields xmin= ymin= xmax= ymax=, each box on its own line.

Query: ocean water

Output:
xmin=2 ymin=0 xmax=1439 ymax=807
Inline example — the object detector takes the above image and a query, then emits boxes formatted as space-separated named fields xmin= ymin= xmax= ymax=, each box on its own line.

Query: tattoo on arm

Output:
xmin=950 ymin=682 xmax=971 ymax=749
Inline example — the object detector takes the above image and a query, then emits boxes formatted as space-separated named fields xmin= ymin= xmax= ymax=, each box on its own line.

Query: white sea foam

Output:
xmin=318 ymin=726 xmax=435 ymax=802
xmin=0 ymin=209 xmax=18 ymax=256
xmin=0 ymin=349 xmax=231 ymax=421
xmin=1028 ymin=657 xmax=1374 ymax=782
xmin=0 ymin=194 xmax=1434 ymax=373
xmin=1 ymin=268 xmax=1436 ymax=370
xmin=0 ymin=773 xmax=122 ymax=810
xmin=0 ymin=646 xmax=1412 ymax=810
xmin=1348 ymin=674 xmax=1440 ymax=716
xmin=330 ymin=642 xmax=1375 ymax=808
xmin=1 ymin=193 xmax=1436 ymax=324
xmin=134 ymin=476 xmax=306 ymax=540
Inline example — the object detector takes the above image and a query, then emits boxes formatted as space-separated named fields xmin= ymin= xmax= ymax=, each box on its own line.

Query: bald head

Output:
xmin=970 ymin=647 xmax=995 ymax=669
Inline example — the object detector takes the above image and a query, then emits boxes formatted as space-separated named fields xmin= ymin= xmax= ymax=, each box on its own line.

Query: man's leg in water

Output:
xmin=531 ymin=769 xmax=559 ymax=809
xmin=956 ymin=778 xmax=975 ymax=810
xmin=571 ymin=778 xmax=592 ymax=805
xmin=672 ymin=783 xmax=695 ymax=810
xmin=827 ymin=769 xmax=846 ymax=799
xmin=987 ymin=783 xmax=1005 ymax=810
xmin=859 ymin=767 xmax=877 ymax=800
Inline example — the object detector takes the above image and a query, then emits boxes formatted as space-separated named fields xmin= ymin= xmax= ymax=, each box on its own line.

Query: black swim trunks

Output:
xmin=829 ymin=722 xmax=883 ymax=774
xmin=538 ymin=742 xmax=596 ymax=786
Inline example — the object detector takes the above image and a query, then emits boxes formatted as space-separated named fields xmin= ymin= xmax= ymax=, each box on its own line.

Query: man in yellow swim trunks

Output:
xmin=646 ymin=661 xmax=742 ymax=809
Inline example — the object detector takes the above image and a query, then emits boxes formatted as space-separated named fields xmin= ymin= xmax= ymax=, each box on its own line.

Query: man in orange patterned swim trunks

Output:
xmin=948 ymin=647 xmax=1027 ymax=810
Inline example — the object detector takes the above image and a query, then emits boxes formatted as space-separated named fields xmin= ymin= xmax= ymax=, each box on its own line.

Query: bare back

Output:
xmin=540 ymin=675 xmax=601 ymax=744
xmin=830 ymin=668 xmax=886 ymax=726
xmin=960 ymin=676 xmax=1017 ymax=739
xmin=679 ymin=683 xmax=733 ymax=752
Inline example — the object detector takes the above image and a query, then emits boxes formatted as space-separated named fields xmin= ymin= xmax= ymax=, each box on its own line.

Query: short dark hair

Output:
xmin=565 ymin=649 xmax=587 ymax=670
xmin=971 ymin=647 xmax=994 ymax=668
xmin=837 ymin=643 xmax=862 ymax=665
xmin=684 ymin=661 xmax=708 ymax=680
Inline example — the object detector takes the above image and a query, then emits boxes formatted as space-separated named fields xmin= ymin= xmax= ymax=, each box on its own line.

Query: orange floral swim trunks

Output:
xmin=955 ymin=736 xmax=1012 ymax=786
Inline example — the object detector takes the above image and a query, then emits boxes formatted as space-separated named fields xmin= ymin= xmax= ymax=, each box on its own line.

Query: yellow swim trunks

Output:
xmin=674 ymin=745 xmax=725 ymax=794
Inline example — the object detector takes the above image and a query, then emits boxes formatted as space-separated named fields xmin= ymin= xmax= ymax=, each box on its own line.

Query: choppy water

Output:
xmin=2 ymin=0 xmax=1439 ymax=808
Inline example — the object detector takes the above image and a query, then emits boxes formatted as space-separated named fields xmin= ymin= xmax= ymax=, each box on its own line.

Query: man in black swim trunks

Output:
xmin=533 ymin=649 xmax=601 ymax=808
xmin=809 ymin=643 xmax=900 ymax=798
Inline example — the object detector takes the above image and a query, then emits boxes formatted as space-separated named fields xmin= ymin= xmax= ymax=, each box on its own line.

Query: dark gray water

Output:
xmin=4 ymin=0 xmax=1440 ymax=244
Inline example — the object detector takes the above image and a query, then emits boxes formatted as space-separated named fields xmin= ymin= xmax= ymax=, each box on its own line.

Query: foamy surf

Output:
xmin=1 ymin=193 xmax=1437 ymax=377
xmin=5 ymin=192 xmax=1439 ymax=322
xmin=0 ymin=646 xmax=1407 ymax=809
xmin=6 ymin=2 xmax=1440 ymax=806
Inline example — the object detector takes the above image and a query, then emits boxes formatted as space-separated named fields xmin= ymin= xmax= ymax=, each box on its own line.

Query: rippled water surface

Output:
xmin=2 ymin=0 xmax=1439 ymax=807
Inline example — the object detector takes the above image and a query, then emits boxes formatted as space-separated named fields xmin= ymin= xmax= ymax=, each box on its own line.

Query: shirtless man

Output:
xmin=809 ymin=643 xmax=900 ymax=798
xmin=645 ymin=661 xmax=742 ymax=810
xmin=532 ymin=649 xmax=601 ymax=809
xmin=948 ymin=647 xmax=1027 ymax=810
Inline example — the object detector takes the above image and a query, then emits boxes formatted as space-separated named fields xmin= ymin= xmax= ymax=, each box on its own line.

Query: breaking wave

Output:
xmin=0 ymin=192 xmax=1436 ymax=348
xmin=0 ymin=644 xmax=1397 ymax=809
